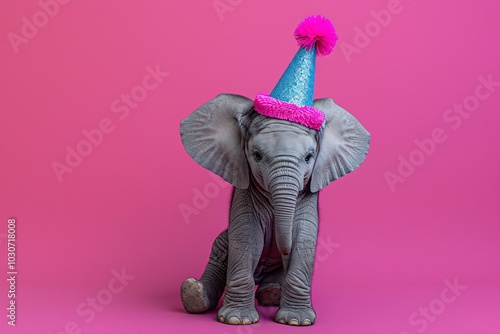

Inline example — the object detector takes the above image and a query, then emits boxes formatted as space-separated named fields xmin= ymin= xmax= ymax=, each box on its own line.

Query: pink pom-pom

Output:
xmin=294 ymin=15 xmax=338 ymax=57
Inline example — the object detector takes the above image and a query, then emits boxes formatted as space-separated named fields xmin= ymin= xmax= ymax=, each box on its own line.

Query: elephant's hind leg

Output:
xmin=181 ymin=230 xmax=228 ymax=313
xmin=256 ymin=266 xmax=284 ymax=306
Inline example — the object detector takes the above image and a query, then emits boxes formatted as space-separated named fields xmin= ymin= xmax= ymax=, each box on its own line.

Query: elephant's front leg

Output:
xmin=218 ymin=190 xmax=264 ymax=325
xmin=275 ymin=194 xmax=318 ymax=326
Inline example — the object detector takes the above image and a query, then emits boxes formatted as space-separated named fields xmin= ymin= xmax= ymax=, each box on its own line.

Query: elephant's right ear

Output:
xmin=180 ymin=94 xmax=253 ymax=189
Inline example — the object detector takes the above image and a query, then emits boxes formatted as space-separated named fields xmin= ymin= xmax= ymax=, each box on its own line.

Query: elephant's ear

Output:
xmin=180 ymin=94 xmax=253 ymax=189
xmin=310 ymin=98 xmax=370 ymax=193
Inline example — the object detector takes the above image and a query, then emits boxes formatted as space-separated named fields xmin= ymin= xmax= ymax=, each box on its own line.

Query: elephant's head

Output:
xmin=180 ymin=94 xmax=369 ymax=254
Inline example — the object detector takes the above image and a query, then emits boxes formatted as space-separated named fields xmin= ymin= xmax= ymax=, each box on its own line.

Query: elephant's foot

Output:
xmin=275 ymin=306 xmax=316 ymax=326
xmin=256 ymin=283 xmax=281 ymax=306
xmin=218 ymin=304 xmax=259 ymax=325
xmin=180 ymin=278 xmax=217 ymax=314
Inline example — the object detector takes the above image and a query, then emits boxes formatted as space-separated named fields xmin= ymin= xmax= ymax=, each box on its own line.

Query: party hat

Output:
xmin=254 ymin=15 xmax=338 ymax=130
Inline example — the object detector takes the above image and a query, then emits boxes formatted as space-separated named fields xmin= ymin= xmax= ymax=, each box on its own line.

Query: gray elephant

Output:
xmin=179 ymin=93 xmax=370 ymax=326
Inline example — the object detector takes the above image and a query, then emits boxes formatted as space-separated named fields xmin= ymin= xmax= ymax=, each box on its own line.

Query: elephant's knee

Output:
xmin=209 ymin=230 xmax=228 ymax=266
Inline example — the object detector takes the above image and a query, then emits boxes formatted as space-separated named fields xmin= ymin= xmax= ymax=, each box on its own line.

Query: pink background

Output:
xmin=1 ymin=0 xmax=499 ymax=333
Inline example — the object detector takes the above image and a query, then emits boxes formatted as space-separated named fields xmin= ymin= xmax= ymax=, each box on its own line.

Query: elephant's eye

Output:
xmin=305 ymin=153 xmax=314 ymax=164
xmin=253 ymin=151 xmax=263 ymax=162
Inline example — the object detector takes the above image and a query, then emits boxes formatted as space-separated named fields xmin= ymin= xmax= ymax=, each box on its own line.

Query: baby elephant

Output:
xmin=179 ymin=94 xmax=370 ymax=326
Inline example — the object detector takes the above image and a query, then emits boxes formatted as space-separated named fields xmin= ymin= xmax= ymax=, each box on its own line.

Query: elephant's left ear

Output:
xmin=310 ymin=98 xmax=370 ymax=193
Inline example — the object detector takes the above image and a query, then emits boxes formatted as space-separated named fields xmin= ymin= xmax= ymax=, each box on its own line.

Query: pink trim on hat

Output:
xmin=254 ymin=93 xmax=325 ymax=130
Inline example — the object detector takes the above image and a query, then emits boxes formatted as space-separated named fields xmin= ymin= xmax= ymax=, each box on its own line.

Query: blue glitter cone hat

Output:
xmin=254 ymin=15 xmax=338 ymax=130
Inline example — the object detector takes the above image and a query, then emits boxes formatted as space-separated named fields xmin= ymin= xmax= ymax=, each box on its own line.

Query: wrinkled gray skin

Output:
xmin=179 ymin=94 xmax=369 ymax=326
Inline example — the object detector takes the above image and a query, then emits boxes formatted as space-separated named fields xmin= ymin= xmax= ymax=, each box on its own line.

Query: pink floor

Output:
xmin=6 ymin=275 xmax=500 ymax=333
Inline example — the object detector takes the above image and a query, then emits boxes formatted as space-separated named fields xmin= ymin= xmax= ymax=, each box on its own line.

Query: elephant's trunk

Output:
xmin=268 ymin=158 xmax=302 ymax=255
